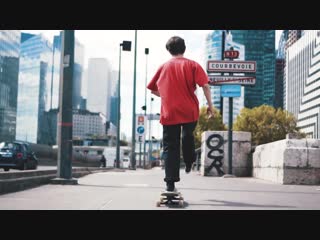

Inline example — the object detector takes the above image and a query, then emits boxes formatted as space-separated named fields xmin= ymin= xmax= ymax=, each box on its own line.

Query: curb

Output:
xmin=0 ymin=167 xmax=114 ymax=195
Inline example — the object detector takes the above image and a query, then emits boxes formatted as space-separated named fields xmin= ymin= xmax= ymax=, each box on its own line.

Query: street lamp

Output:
xmin=143 ymin=48 xmax=149 ymax=169
xmin=116 ymin=40 xmax=131 ymax=169
xmin=130 ymin=30 xmax=138 ymax=170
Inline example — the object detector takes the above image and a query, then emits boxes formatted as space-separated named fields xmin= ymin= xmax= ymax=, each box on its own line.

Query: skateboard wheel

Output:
xmin=179 ymin=200 xmax=184 ymax=207
xmin=156 ymin=201 xmax=161 ymax=207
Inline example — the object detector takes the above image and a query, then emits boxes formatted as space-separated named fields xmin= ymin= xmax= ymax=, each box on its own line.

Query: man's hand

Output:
xmin=207 ymin=106 xmax=214 ymax=119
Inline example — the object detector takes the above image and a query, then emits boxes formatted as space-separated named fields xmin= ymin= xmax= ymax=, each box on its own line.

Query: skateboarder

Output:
xmin=147 ymin=36 xmax=214 ymax=192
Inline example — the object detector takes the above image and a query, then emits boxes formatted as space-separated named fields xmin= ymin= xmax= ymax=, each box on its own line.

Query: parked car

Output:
xmin=0 ymin=141 xmax=38 ymax=172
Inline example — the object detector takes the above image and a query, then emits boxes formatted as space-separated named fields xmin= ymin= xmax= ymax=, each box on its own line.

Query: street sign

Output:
xmin=137 ymin=126 xmax=145 ymax=134
xmin=136 ymin=115 xmax=147 ymax=143
xmin=224 ymin=50 xmax=239 ymax=59
xmin=207 ymin=60 xmax=256 ymax=73
xmin=221 ymin=85 xmax=241 ymax=97
xmin=208 ymin=76 xmax=256 ymax=86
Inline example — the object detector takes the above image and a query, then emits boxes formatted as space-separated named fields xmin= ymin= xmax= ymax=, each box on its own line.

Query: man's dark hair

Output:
xmin=166 ymin=36 xmax=186 ymax=55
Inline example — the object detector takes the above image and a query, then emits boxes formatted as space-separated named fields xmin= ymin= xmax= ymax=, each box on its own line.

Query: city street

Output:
xmin=0 ymin=167 xmax=319 ymax=210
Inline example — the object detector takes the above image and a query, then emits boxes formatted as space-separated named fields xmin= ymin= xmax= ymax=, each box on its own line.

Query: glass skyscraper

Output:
xmin=16 ymin=33 xmax=53 ymax=143
xmin=0 ymin=30 xmax=21 ymax=142
xmin=205 ymin=30 xmax=224 ymax=110
xmin=231 ymin=30 xmax=276 ymax=108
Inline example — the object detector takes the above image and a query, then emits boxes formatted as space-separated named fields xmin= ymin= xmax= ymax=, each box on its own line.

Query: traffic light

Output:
xmin=142 ymin=105 xmax=146 ymax=111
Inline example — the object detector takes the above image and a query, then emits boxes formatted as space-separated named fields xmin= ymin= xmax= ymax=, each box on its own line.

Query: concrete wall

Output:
xmin=253 ymin=138 xmax=320 ymax=184
xmin=200 ymin=131 xmax=252 ymax=177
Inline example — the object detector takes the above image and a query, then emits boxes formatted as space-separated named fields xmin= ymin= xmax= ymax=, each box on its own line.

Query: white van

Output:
xmin=122 ymin=157 xmax=130 ymax=168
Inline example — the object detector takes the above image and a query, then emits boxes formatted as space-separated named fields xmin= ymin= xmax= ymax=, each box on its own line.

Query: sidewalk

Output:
xmin=0 ymin=167 xmax=319 ymax=210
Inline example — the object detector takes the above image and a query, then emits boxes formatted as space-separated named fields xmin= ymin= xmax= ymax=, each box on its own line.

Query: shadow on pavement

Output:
xmin=187 ymin=199 xmax=296 ymax=209
xmin=77 ymin=184 xmax=320 ymax=195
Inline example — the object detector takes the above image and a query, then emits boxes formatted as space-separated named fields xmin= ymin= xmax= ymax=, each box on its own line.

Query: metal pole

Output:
xmin=52 ymin=30 xmax=77 ymax=185
xmin=227 ymin=38 xmax=234 ymax=176
xmin=228 ymin=97 xmax=233 ymax=174
xmin=149 ymin=98 xmax=153 ymax=162
xmin=143 ymin=48 xmax=149 ymax=169
xmin=139 ymin=142 xmax=142 ymax=167
xmin=130 ymin=30 xmax=137 ymax=170
xmin=116 ymin=44 xmax=122 ymax=169
xmin=220 ymin=30 xmax=226 ymax=118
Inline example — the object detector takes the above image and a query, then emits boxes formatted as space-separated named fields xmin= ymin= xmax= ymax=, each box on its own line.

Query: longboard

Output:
xmin=156 ymin=191 xmax=184 ymax=207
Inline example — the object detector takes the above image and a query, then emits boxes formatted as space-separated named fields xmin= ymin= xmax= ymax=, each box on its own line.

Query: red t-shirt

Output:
xmin=147 ymin=57 xmax=209 ymax=125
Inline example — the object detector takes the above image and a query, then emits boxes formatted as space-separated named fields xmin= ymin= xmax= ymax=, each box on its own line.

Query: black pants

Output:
xmin=162 ymin=121 xmax=197 ymax=183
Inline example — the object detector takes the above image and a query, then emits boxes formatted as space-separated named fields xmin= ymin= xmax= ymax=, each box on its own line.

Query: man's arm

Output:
xmin=202 ymin=84 xmax=214 ymax=118
xmin=151 ymin=90 xmax=160 ymax=97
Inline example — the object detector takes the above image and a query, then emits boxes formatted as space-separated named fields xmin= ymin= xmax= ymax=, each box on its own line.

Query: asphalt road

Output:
xmin=0 ymin=167 xmax=319 ymax=210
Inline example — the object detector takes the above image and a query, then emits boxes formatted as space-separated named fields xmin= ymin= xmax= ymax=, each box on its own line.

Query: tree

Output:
xmin=233 ymin=105 xmax=306 ymax=146
xmin=194 ymin=106 xmax=226 ymax=148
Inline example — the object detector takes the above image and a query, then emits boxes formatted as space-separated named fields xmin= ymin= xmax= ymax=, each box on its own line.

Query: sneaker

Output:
xmin=166 ymin=182 xmax=175 ymax=192
xmin=185 ymin=162 xmax=192 ymax=174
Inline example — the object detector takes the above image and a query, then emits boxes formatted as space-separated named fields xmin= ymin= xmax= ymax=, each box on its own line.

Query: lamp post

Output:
xmin=130 ymin=30 xmax=138 ymax=170
xmin=116 ymin=40 xmax=131 ymax=169
xmin=143 ymin=48 xmax=149 ymax=169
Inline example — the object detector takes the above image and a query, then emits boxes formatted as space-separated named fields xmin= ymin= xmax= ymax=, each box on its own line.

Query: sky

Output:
xmin=23 ymin=30 xmax=283 ymax=140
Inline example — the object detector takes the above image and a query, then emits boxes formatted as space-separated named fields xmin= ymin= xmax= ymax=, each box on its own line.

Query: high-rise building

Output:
xmin=283 ymin=30 xmax=302 ymax=109
xmin=87 ymin=58 xmax=112 ymax=120
xmin=275 ymin=30 xmax=288 ymax=109
xmin=0 ymin=30 xmax=21 ymax=142
xmin=16 ymin=33 xmax=53 ymax=143
xmin=286 ymin=30 xmax=302 ymax=50
xmin=286 ymin=30 xmax=320 ymax=138
xmin=53 ymin=32 xmax=84 ymax=109
xmin=205 ymin=30 xmax=225 ymax=110
xmin=39 ymin=108 xmax=107 ymax=145
xmin=231 ymin=30 xmax=276 ymax=108
xmin=110 ymin=95 xmax=118 ymax=126
xmin=109 ymin=70 xmax=118 ymax=126
xmin=275 ymin=58 xmax=285 ymax=109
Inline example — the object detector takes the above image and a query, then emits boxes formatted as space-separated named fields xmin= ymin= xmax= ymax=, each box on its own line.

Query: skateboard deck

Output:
xmin=156 ymin=191 xmax=184 ymax=207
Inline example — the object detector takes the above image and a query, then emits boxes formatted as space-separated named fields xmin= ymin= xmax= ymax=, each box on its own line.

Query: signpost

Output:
xmin=207 ymin=48 xmax=256 ymax=177
xmin=221 ymin=85 xmax=241 ymax=98
xmin=136 ymin=115 xmax=147 ymax=168
xmin=209 ymin=76 xmax=256 ymax=86
xmin=207 ymin=60 xmax=256 ymax=73
xmin=224 ymin=50 xmax=239 ymax=59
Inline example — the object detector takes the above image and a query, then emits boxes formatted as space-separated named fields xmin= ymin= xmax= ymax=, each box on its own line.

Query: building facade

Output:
xmin=0 ymin=30 xmax=21 ymax=142
xmin=16 ymin=33 xmax=53 ymax=143
xmin=39 ymin=108 xmax=107 ymax=145
xmin=286 ymin=30 xmax=320 ymax=138
xmin=231 ymin=30 xmax=276 ymax=108
xmin=87 ymin=58 xmax=112 ymax=119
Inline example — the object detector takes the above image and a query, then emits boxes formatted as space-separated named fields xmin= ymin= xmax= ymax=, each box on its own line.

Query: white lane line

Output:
xmin=123 ymin=184 xmax=149 ymax=187
xmin=100 ymin=200 xmax=113 ymax=210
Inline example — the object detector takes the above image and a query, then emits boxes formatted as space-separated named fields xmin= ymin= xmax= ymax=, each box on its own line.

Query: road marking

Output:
xmin=100 ymin=200 xmax=112 ymax=210
xmin=123 ymin=184 xmax=149 ymax=187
